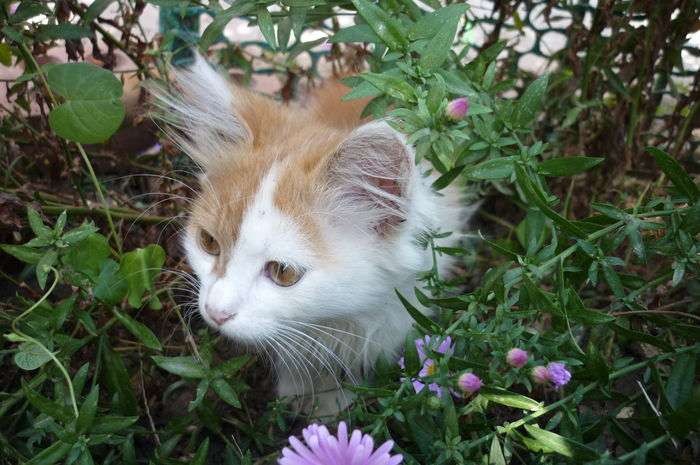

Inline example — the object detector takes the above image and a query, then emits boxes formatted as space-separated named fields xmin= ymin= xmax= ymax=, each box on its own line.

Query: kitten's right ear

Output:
xmin=147 ymin=54 xmax=252 ymax=170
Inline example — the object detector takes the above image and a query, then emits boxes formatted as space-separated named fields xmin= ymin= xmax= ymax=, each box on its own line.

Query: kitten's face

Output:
xmin=157 ymin=58 xmax=417 ymax=344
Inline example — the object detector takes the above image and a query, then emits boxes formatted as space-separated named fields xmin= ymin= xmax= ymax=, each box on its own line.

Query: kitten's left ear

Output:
xmin=148 ymin=54 xmax=252 ymax=170
xmin=325 ymin=121 xmax=414 ymax=235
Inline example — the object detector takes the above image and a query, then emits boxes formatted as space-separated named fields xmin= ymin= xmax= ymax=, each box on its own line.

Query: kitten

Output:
xmin=151 ymin=56 xmax=472 ymax=415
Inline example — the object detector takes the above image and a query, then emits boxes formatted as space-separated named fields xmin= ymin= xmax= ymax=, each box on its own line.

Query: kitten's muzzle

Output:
xmin=205 ymin=304 xmax=235 ymax=326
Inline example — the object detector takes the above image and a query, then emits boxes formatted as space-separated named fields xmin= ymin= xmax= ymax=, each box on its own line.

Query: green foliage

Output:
xmin=1 ymin=1 xmax=699 ymax=464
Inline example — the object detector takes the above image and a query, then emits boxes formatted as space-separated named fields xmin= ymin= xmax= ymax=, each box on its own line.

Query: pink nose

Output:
xmin=205 ymin=305 xmax=234 ymax=325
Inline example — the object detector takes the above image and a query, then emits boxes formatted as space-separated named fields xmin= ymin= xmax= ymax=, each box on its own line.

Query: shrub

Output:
xmin=1 ymin=1 xmax=698 ymax=464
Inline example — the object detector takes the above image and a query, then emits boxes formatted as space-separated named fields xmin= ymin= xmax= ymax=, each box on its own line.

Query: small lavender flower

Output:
xmin=279 ymin=422 xmax=403 ymax=465
xmin=531 ymin=365 xmax=549 ymax=385
xmin=457 ymin=372 xmax=483 ymax=394
xmin=546 ymin=362 xmax=571 ymax=388
xmin=506 ymin=348 xmax=528 ymax=368
xmin=445 ymin=97 xmax=469 ymax=120
xmin=400 ymin=336 xmax=454 ymax=396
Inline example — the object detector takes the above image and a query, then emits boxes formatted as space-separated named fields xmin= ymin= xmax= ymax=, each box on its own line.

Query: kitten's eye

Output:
xmin=265 ymin=261 xmax=304 ymax=287
xmin=199 ymin=229 xmax=220 ymax=256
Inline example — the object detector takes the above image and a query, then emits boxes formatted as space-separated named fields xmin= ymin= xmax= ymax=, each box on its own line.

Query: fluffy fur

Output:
xmin=151 ymin=56 xmax=472 ymax=415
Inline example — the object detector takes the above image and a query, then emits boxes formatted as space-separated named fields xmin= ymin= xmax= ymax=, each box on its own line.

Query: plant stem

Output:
xmin=19 ymin=42 xmax=123 ymax=254
xmin=10 ymin=268 xmax=80 ymax=418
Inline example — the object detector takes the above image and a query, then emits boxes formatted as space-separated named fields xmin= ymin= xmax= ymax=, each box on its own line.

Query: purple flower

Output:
xmin=506 ymin=348 xmax=529 ymax=368
xmin=546 ymin=362 xmax=571 ymax=388
xmin=531 ymin=366 xmax=549 ymax=385
xmin=279 ymin=422 xmax=403 ymax=465
xmin=399 ymin=336 xmax=454 ymax=397
xmin=457 ymin=372 xmax=482 ymax=394
xmin=445 ymin=97 xmax=469 ymax=120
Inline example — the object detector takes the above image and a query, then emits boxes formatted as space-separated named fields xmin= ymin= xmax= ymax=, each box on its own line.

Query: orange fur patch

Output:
xmin=190 ymin=81 xmax=366 ymax=269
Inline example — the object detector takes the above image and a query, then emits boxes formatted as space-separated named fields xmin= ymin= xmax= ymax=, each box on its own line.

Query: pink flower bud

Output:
xmin=445 ymin=97 xmax=469 ymax=120
xmin=506 ymin=348 xmax=529 ymax=368
xmin=531 ymin=366 xmax=548 ymax=384
xmin=457 ymin=372 xmax=482 ymax=394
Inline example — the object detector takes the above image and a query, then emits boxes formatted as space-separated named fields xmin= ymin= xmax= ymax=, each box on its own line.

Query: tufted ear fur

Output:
xmin=325 ymin=121 xmax=414 ymax=235
xmin=147 ymin=55 xmax=252 ymax=170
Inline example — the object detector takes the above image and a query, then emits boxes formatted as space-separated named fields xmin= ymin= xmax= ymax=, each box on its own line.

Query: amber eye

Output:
xmin=265 ymin=261 xmax=304 ymax=287
xmin=199 ymin=229 xmax=220 ymax=256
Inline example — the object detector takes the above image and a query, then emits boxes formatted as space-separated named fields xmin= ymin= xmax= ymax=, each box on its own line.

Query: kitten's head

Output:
xmin=153 ymin=58 xmax=429 ymax=344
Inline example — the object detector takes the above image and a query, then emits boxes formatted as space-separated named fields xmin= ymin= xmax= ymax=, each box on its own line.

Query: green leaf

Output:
xmin=480 ymin=387 xmax=542 ymax=411
xmin=91 ymin=415 xmax=139 ymax=434
xmin=47 ymin=62 xmax=125 ymax=143
xmin=523 ymin=424 xmax=599 ymax=461
xmin=76 ymin=385 xmax=99 ymax=434
xmin=61 ymin=222 xmax=99 ymax=245
xmin=27 ymin=207 xmax=51 ymax=237
xmin=330 ymin=24 xmax=381 ymax=43
xmin=1 ymin=244 xmax=43 ymax=264
xmin=62 ymin=233 xmax=110 ymax=282
xmin=351 ymin=0 xmax=408 ymax=50
xmin=0 ymin=43 xmax=12 ymax=66
xmin=25 ymin=441 xmax=72 ymax=465
xmin=489 ymin=435 xmax=507 ymax=465
xmin=22 ymin=380 xmax=73 ymax=422
xmin=83 ymin=0 xmax=115 ymax=23
xmin=152 ymin=355 xmax=207 ymax=378
xmin=419 ymin=13 xmax=460 ymax=70
xmin=515 ymin=74 xmax=548 ymax=127
xmin=113 ymin=309 xmax=162 ymax=351
xmin=36 ymin=24 xmax=94 ymax=41
xmin=538 ymin=157 xmax=604 ymax=176
xmin=359 ymin=72 xmax=415 ymax=101
xmin=100 ymin=337 xmax=137 ymax=415
xmin=94 ymin=259 xmax=127 ymax=304
xmin=191 ymin=438 xmax=210 ymax=465
xmin=14 ymin=341 xmax=52 ymax=371
xmin=465 ymin=157 xmax=516 ymax=180
xmin=36 ymin=249 xmax=57 ymax=289
xmin=646 ymin=147 xmax=699 ymax=204
xmin=432 ymin=164 xmax=465 ymax=190
xmin=256 ymin=7 xmax=277 ymax=50
xmin=200 ymin=1 xmax=255 ymax=49
xmin=409 ymin=4 xmax=469 ymax=41
xmin=396 ymin=289 xmax=435 ymax=331
xmin=211 ymin=378 xmax=242 ymax=408
xmin=215 ymin=355 xmax=250 ymax=376
xmin=666 ymin=352 xmax=697 ymax=411
xmin=514 ymin=164 xmax=586 ymax=238
xmin=119 ymin=244 xmax=165 ymax=308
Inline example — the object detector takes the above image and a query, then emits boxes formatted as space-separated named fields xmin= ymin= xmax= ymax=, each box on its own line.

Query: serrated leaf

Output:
xmin=27 ymin=207 xmax=51 ymax=237
xmin=330 ymin=24 xmax=381 ymax=43
xmin=24 ymin=441 xmax=72 ymax=465
xmin=113 ymin=309 xmax=162 ymax=351
xmin=90 ymin=415 xmax=139 ymax=434
xmin=22 ymin=379 xmax=73 ymax=422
